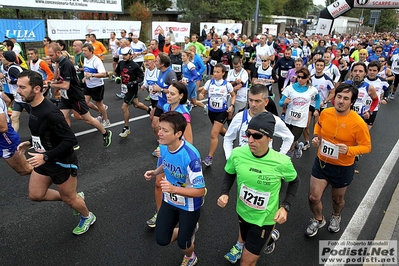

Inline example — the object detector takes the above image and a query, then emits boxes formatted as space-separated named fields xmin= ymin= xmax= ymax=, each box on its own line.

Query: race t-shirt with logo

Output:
xmin=283 ymin=83 xmax=319 ymax=128
xmin=58 ymin=56 xmax=85 ymax=101
xmin=345 ymin=80 xmax=370 ymax=116
xmin=203 ymin=78 xmax=233 ymax=112
xmin=390 ymin=54 xmax=399 ymax=74
xmin=225 ymin=145 xmax=297 ymax=226
xmin=365 ymin=76 xmax=388 ymax=112
xmin=83 ymin=55 xmax=106 ymax=88
xmin=310 ymin=74 xmax=334 ymax=105
xmin=131 ymin=40 xmax=147 ymax=63
xmin=156 ymin=68 xmax=177 ymax=108
xmin=143 ymin=67 xmax=160 ymax=101
xmin=160 ymin=141 xmax=205 ymax=211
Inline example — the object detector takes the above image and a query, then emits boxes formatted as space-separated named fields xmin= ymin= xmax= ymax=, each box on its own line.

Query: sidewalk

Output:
xmin=367 ymin=182 xmax=399 ymax=266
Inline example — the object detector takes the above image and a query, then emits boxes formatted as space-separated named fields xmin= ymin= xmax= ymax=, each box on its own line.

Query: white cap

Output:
xmin=121 ymin=47 xmax=132 ymax=54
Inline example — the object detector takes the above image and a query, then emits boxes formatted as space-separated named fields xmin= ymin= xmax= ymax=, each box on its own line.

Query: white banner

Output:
xmin=316 ymin=18 xmax=333 ymax=35
xmin=200 ymin=22 xmax=242 ymax=36
xmin=152 ymin=22 xmax=191 ymax=43
xmin=354 ymin=0 xmax=399 ymax=8
xmin=261 ymin=24 xmax=278 ymax=36
xmin=0 ymin=0 xmax=122 ymax=13
xmin=47 ymin=20 xmax=141 ymax=40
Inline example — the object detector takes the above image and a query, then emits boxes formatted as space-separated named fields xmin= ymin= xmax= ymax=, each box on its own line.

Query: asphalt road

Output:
xmin=1 ymin=79 xmax=398 ymax=266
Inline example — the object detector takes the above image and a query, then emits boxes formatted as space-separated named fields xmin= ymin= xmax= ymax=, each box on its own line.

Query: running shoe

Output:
xmin=264 ymin=229 xmax=280 ymax=254
xmin=187 ymin=103 xmax=193 ymax=112
xmin=146 ymin=212 xmax=157 ymax=228
xmin=73 ymin=145 xmax=80 ymax=151
xmin=203 ymin=104 xmax=208 ymax=115
xmin=147 ymin=106 xmax=152 ymax=115
xmin=328 ymin=214 xmax=341 ymax=233
xmin=102 ymin=119 xmax=111 ymax=128
xmin=103 ymin=130 xmax=112 ymax=147
xmin=305 ymin=217 xmax=326 ymax=237
xmin=191 ymin=222 xmax=199 ymax=244
xmin=286 ymin=150 xmax=294 ymax=158
xmin=389 ymin=93 xmax=395 ymax=100
xmin=119 ymin=127 xmax=130 ymax=138
xmin=72 ymin=212 xmax=96 ymax=235
xmin=295 ymin=142 xmax=304 ymax=159
xmin=73 ymin=192 xmax=85 ymax=216
xmin=202 ymin=156 xmax=213 ymax=166
xmin=302 ymin=141 xmax=311 ymax=151
xmin=181 ymin=252 xmax=198 ymax=266
xmin=224 ymin=244 xmax=242 ymax=263
xmin=145 ymin=94 xmax=151 ymax=101
xmin=96 ymin=115 xmax=103 ymax=123
xmin=116 ymin=92 xmax=125 ymax=99
xmin=103 ymin=104 xmax=108 ymax=110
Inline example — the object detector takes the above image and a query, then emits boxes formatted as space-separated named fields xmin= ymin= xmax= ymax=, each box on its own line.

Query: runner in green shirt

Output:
xmin=218 ymin=112 xmax=300 ymax=265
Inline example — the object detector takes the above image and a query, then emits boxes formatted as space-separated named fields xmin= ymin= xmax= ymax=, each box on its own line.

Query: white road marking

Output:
xmin=324 ymin=139 xmax=399 ymax=265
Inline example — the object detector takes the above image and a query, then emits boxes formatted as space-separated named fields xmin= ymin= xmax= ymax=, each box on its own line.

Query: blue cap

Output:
xmin=5 ymin=33 xmax=17 ymax=39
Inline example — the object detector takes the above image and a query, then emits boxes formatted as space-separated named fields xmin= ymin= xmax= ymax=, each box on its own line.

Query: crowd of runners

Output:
xmin=3 ymin=28 xmax=398 ymax=265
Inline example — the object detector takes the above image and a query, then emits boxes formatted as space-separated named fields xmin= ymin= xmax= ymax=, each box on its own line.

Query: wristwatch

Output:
xmin=43 ymin=153 xmax=49 ymax=162
xmin=280 ymin=203 xmax=290 ymax=212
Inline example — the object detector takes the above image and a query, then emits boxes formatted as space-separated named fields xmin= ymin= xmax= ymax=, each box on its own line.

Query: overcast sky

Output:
xmin=313 ymin=0 xmax=326 ymax=7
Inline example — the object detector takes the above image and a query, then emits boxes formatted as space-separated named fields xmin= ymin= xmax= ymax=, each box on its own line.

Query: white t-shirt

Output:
xmin=283 ymin=84 xmax=319 ymax=127
xmin=143 ymin=67 xmax=161 ymax=101
xmin=83 ymin=55 xmax=106 ymax=88
xmin=109 ymin=38 xmax=118 ymax=57
xmin=226 ymin=68 xmax=248 ymax=103
xmin=255 ymin=44 xmax=273 ymax=66
xmin=131 ymin=40 xmax=147 ymax=63
xmin=204 ymin=79 xmax=234 ymax=112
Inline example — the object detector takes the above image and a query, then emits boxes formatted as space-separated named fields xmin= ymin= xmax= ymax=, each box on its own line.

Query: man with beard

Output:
xmin=305 ymin=83 xmax=371 ymax=237
xmin=16 ymin=70 xmax=96 ymax=235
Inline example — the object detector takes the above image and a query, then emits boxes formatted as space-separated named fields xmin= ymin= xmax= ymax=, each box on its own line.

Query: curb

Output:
xmin=363 ymin=182 xmax=399 ymax=266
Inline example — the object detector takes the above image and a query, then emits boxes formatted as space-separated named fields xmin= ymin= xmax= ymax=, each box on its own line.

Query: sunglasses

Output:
xmin=376 ymin=50 xmax=382 ymax=52
xmin=379 ymin=60 xmax=385 ymax=63
xmin=261 ymin=60 xmax=269 ymax=62
xmin=245 ymin=130 xmax=265 ymax=140
xmin=297 ymin=75 xmax=307 ymax=79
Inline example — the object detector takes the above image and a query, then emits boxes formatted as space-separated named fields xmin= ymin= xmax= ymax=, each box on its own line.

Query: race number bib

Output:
xmin=172 ymin=64 xmax=181 ymax=72
xmin=320 ymin=139 xmax=339 ymax=159
xmin=239 ymin=184 xmax=270 ymax=210
xmin=164 ymin=192 xmax=185 ymax=206
xmin=32 ymin=135 xmax=46 ymax=153
xmin=210 ymin=96 xmax=224 ymax=110
xmin=60 ymin=89 xmax=69 ymax=99
xmin=210 ymin=60 xmax=217 ymax=66
xmin=280 ymin=70 xmax=288 ymax=78
xmin=353 ymin=102 xmax=363 ymax=114
xmin=288 ymin=109 xmax=303 ymax=121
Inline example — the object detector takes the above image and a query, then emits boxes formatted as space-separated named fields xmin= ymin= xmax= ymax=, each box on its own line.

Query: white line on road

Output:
xmin=324 ymin=139 xmax=399 ymax=266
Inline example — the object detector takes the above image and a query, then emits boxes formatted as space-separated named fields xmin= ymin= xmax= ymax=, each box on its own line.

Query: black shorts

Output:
xmin=364 ymin=111 xmax=377 ymax=125
xmin=123 ymin=84 xmax=139 ymax=105
xmin=155 ymin=201 xmax=200 ymax=250
xmin=309 ymin=105 xmax=315 ymax=113
xmin=113 ymin=57 xmax=119 ymax=63
xmin=59 ymin=98 xmax=90 ymax=115
xmin=285 ymin=124 xmax=305 ymax=142
xmin=208 ymin=110 xmax=228 ymax=124
xmin=277 ymin=78 xmax=285 ymax=92
xmin=312 ymin=157 xmax=355 ymax=188
xmin=394 ymin=73 xmax=399 ymax=87
xmin=84 ymin=85 xmax=105 ymax=102
xmin=154 ymin=105 xmax=164 ymax=117
xmin=150 ymin=99 xmax=158 ymax=108
xmin=34 ymin=153 xmax=78 ymax=185
xmin=238 ymin=215 xmax=275 ymax=255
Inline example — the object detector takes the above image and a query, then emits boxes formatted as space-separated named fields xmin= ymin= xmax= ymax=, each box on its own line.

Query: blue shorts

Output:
xmin=186 ymin=82 xmax=197 ymax=100
xmin=1 ymin=143 xmax=18 ymax=159
xmin=0 ymin=125 xmax=20 ymax=159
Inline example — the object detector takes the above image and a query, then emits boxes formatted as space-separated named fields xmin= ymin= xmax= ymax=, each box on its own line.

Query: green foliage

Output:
xmin=0 ymin=8 xmax=71 ymax=19
xmin=282 ymin=0 xmax=314 ymax=17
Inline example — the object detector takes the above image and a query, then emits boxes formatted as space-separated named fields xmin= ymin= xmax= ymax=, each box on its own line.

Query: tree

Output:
xmin=282 ymin=0 xmax=314 ymax=17
xmin=129 ymin=2 xmax=152 ymax=42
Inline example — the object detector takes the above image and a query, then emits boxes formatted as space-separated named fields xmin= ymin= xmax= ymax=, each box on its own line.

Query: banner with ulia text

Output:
xmin=0 ymin=19 xmax=45 ymax=43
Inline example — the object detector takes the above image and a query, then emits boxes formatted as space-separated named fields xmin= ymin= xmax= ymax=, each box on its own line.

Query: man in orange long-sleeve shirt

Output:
xmin=305 ymin=82 xmax=372 ymax=237
xmin=90 ymin=34 xmax=107 ymax=61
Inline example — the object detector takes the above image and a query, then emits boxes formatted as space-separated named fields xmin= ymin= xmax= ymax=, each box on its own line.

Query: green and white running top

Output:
xmin=225 ymin=145 xmax=297 ymax=226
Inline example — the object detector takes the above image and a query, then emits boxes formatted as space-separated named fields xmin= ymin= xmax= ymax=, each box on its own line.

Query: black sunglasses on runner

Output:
xmin=245 ymin=130 xmax=265 ymax=140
